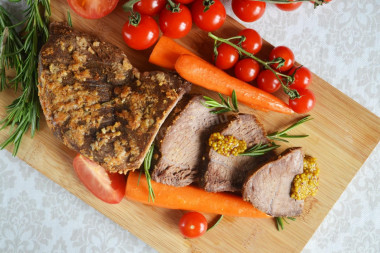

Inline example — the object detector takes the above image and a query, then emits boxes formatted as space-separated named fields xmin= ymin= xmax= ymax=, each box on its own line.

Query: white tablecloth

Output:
xmin=1 ymin=1 xmax=379 ymax=252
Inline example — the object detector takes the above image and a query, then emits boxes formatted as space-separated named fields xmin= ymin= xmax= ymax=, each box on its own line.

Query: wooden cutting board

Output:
xmin=1 ymin=1 xmax=379 ymax=252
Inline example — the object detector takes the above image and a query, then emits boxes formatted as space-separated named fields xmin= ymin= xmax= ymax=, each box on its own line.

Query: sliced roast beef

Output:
xmin=242 ymin=147 xmax=304 ymax=217
xmin=202 ymin=114 xmax=270 ymax=192
xmin=38 ymin=22 xmax=191 ymax=174
xmin=152 ymin=95 xmax=227 ymax=186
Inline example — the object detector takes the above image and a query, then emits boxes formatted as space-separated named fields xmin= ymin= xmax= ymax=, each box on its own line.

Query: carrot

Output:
xmin=149 ymin=36 xmax=196 ymax=69
xmin=175 ymin=54 xmax=294 ymax=114
xmin=125 ymin=171 xmax=270 ymax=218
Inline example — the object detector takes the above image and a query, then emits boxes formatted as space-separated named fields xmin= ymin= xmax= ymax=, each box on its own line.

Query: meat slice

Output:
xmin=242 ymin=147 xmax=304 ymax=217
xmin=202 ymin=114 xmax=270 ymax=192
xmin=38 ymin=22 xmax=191 ymax=174
xmin=152 ymin=95 xmax=226 ymax=187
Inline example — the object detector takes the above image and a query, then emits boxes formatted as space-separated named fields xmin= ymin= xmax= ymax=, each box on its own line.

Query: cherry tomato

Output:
xmin=159 ymin=4 xmax=192 ymax=39
xmin=73 ymin=154 xmax=126 ymax=204
xmin=122 ymin=14 xmax=159 ymax=50
xmin=257 ymin=70 xmax=281 ymax=93
xmin=288 ymin=66 xmax=312 ymax=90
xmin=234 ymin=58 xmax=260 ymax=82
xmin=231 ymin=0 xmax=266 ymax=22
xmin=179 ymin=212 xmax=208 ymax=238
xmin=214 ymin=43 xmax=239 ymax=70
xmin=269 ymin=46 xmax=295 ymax=72
xmin=191 ymin=0 xmax=226 ymax=32
xmin=133 ymin=0 xmax=166 ymax=16
xmin=238 ymin=28 xmax=262 ymax=55
xmin=289 ymin=89 xmax=316 ymax=114
xmin=275 ymin=0 xmax=302 ymax=11
xmin=67 ymin=0 xmax=119 ymax=19
xmin=176 ymin=0 xmax=195 ymax=4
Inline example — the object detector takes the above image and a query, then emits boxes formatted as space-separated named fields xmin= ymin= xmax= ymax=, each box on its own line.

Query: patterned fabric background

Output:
xmin=0 ymin=0 xmax=379 ymax=252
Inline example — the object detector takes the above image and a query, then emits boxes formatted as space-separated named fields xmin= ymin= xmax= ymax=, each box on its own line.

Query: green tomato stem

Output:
xmin=166 ymin=0 xmax=181 ymax=13
xmin=208 ymin=32 xmax=300 ymax=99
xmin=203 ymin=0 xmax=215 ymax=12
xmin=123 ymin=0 xmax=141 ymax=13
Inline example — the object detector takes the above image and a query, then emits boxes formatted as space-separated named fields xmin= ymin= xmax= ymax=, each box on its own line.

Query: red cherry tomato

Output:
xmin=159 ymin=4 xmax=192 ymax=39
xmin=191 ymin=0 xmax=226 ymax=32
xmin=179 ymin=212 xmax=208 ymax=238
xmin=288 ymin=66 xmax=312 ymax=90
xmin=269 ymin=46 xmax=295 ymax=72
xmin=238 ymin=28 xmax=262 ymax=55
xmin=213 ymin=43 xmax=239 ymax=70
xmin=231 ymin=0 xmax=266 ymax=22
xmin=289 ymin=89 xmax=316 ymax=114
xmin=275 ymin=0 xmax=302 ymax=11
xmin=67 ymin=0 xmax=119 ymax=19
xmin=122 ymin=14 xmax=159 ymax=50
xmin=234 ymin=58 xmax=260 ymax=82
xmin=257 ymin=70 xmax=281 ymax=93
xmin=176 ymin=0 xmax=195 ymax=4
xmin=133 ymin=0 xmax=166 ymax=16
xmin=73 ymin=154 xmax=126 ymax=204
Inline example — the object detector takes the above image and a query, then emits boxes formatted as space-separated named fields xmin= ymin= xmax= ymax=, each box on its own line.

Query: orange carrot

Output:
xmin=125 ymin=171 xmax=270 ymax=218
xmin=175 ymin=54 xmax=294 ymax=114
xmin=149 ymin=36 xmax=196 ymax=69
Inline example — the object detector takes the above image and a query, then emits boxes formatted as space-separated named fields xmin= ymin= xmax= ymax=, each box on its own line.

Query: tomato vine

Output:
xmin=208 ymin=32 xmax=301 ymax=99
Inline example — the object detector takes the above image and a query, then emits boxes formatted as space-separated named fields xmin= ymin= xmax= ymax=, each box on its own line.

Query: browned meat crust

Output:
xmin=38 ymin=22 xmax=191 ymax=173
xmin=242 ymin=147 xmax=304 ymax=217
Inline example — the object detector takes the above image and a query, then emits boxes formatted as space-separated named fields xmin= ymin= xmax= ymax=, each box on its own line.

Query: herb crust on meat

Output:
xmin=38 ymin=22 xmax=191 ymax=174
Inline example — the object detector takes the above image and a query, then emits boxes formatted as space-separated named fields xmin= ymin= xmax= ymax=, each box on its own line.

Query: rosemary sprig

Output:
xmin=0 ymin=0 xmax=51 ymax=156
xmin=208 ymin=33 xmax=300 ymax=100
xmin=203 ymin=90 xmax=239 ymax=114
xmin=143 ymin=145 xmax=155 ymax=202
xmin=267 ymin=116 xmax=312 ymax=143
xmin=251 ymin=0 xmax=331 ymax=8
xmin=67 ymin=10 xmax=72 ymax=27
xmin=275 ymin=217 xmax=296 ymax=231
xmin=239 ymin=142 xmax=280 ymax=156
xmin=0 ymin=7 xmax=24 ymax=91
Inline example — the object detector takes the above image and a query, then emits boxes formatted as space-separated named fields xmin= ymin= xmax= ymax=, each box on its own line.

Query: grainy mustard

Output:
xmin=291 ymin=155 xmax=320 ymax=200
xmin=209 ymin=132 xmax=247 ymax=157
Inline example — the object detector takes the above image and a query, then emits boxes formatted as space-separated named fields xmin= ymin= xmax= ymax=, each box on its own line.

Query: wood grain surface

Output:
xmin=1 ymin=1 xmax=379 ymax=252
